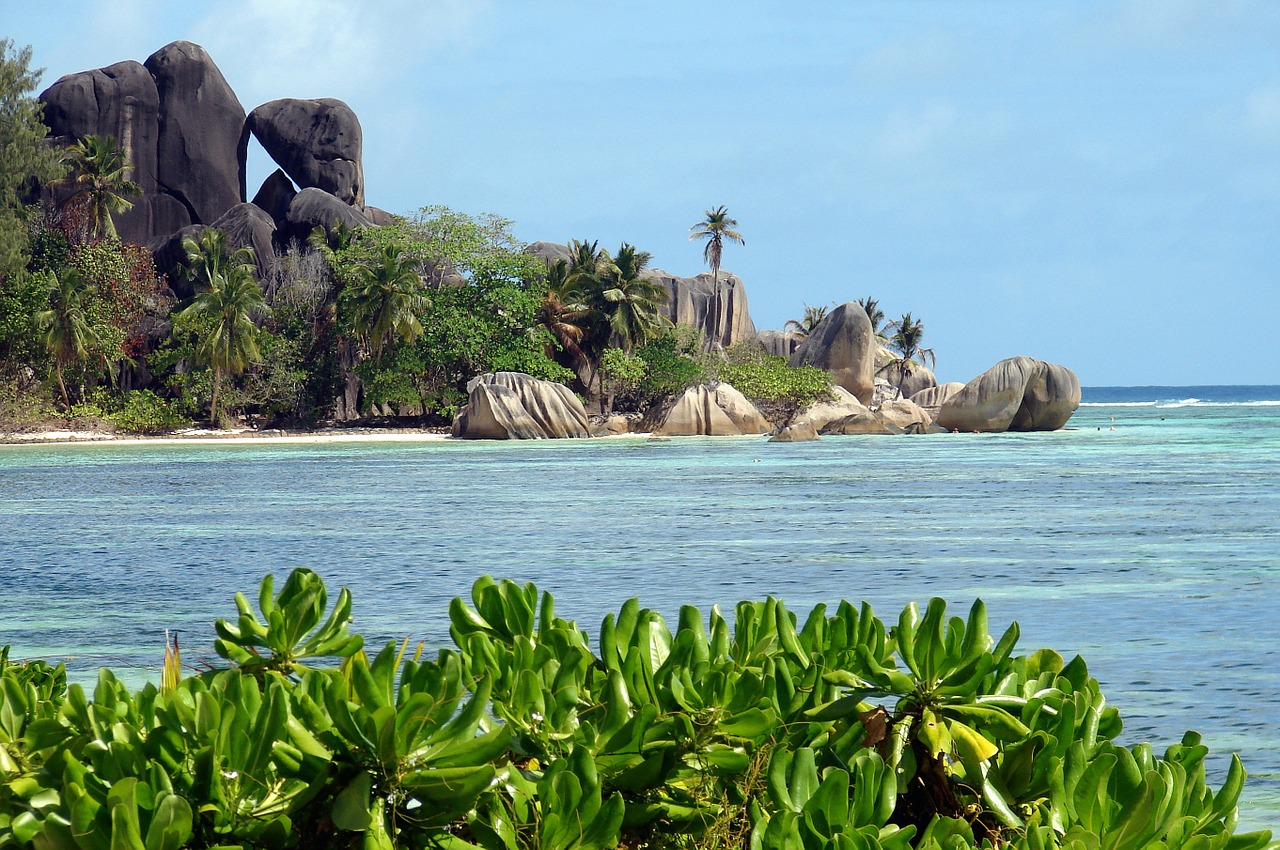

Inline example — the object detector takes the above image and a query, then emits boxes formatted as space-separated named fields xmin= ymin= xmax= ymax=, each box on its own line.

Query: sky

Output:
xmin=6 ymin=0 xmax=1279 ymax=386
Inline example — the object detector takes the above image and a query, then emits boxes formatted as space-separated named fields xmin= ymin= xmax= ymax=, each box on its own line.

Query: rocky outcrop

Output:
xmin=451 ymin=372 xmax=591 ymax=439
xmin=209 ymin=203 xmax=277 ymax=281
xmin=879 ymin=361 xmax=937 ymax=399
xmin=641 ymin=382 xmax=771 ymax=436
xmin=526 ymin=241 xmax=572 ymax=266
xmin=937 ymin=357 xmax=1081 ymax=433
xmin=874 ymin=398 xmax=931 ymax=430
xmin=910 ymin=382 xmax=965 ymax=418
xmin=250 ymin=168 xmax=297 ymax=225
xmin=645 ymin=269 xmax=755 ymax=349
xmin=822 ymin=412 xmax=897 ymax=435
xmin=243 ymin=98 xmax=364 ymax=206
xmin=285 ymin=187 xmax=372 ymax=242
xmin=144 ymin=41 xmax=244 ymax=229
xmin=798 ymin=386 xmax=870 ymax=432
xmin=40 ymin=60 xmax=169 ymax=243
xmin=789 ymin=302 xmax=876 ymax=404
xmin=149 ymin=224 xmax=207 ymax=298
xmin=769 ymin=421 xmax=819 ymax=442
xmin=757 ymin=329 xmax=800 ymax=358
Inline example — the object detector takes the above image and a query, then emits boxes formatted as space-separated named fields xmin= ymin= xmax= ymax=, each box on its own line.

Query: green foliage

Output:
xmin=106 ymin=390 xmax=190 ymax=434
xmin=0 ymin=570 xmax=1269 ymax=850
xmin=706 ymin=342 xmax=834 ymax=423
xmin=633 ymin=325 xmax=708 ymax=401
xmin=0 ymin=40 xmax=66 ymax=285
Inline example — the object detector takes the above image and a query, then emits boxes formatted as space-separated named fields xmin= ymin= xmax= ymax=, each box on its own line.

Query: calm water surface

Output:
xmin=2 ymin=386 xmax=1278 ymax=827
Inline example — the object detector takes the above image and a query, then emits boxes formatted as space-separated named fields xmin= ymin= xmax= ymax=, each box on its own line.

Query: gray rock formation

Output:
xmin=937 ymin=356 xmax=1081 ymax=433
xmin=769 ymin=421 xmax=820 ymax=442
xmin=875 ymin=398 xmax=932 ymax=430
xmin=362 ymin=206 xmax=396 ymax=226
xmin=640 ymin=382 xmax=771 ymax=436
xmin=821 ymin=412 xmax=898 ymax=435
xmin=209 ymin=203 xmax=277 ymax=282
xmin=40 ymin=60 xmax=169 ymax=243
xmin=644 ymin=268 xmax=756 ymax=349
xmin=251 ymin=168 xmax=297 ymax=225
xmin=789 ymin=302 xmax=876 ymax=404
xmin=144 ymin=41 xmax=244 ymax=228
xmin=285 ymin=187 xmax=372 ymax=242
xmin=243 ymin=98 xmax=364 ymax=206
xmin=757 ymin=329 xmax=800 ymax=358
xmin=880 ymin=361 xmax=937 ymax=399
xmin=526 ymin=241 xmax=571 ymax=266
xmin=798 ymin=386 xmax=870 ymax=432
xmin=910 ymin=382 xmax=965 ymax=418
xmin=451 ymin=373 xmax=591 ymax=439
xmin=148 ymin=224 xmax=207 ymax=298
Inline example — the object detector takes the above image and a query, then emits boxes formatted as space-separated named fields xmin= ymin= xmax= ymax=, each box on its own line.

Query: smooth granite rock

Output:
xmin=880 ymin=360 xmax=937 ymax=399
xmin=789 ymin=302 xmax=876 ymax=404
xmin=284 ymin=187 xmax=372 ymax=242
xmin=821 ymin=411 xmax=898 ymax=435
xmin=148 ymin=224 xmax=208 ymax=299
xmin=937 ymin=356 xmax=1081 ymax=432
xmin=910 ymin=382 xmax=965 ymax=418
xmin=874 ymin=398 xmax=932 ymax=430
xmin=243 ymin=98 xmax=364 ymax=206
xmin=798 ymin=386 xmax=871 ymax=432
xmin=144 ymin=41 xmax=244 ymax=227
xmin=757 ymin=329 xmax=801 ymax=358
xmin=209 ymin=203 xmax=277 ymax=281
xmin=251 ymin=168 xmax=297 ymax=225
xmin=644 ymin=268 xmax=756 ymax=349
xmin=769 ymin=421 xmax=820 ymax=442
xmin=641 ymin=382 xmax=771 ymax=436
xmin=451 ymin=372 xmax=591 ymax=439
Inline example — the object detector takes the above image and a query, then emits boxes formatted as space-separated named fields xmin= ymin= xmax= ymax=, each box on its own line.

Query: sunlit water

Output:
xmin=2 ymin=386 xmax=1278 ymax=828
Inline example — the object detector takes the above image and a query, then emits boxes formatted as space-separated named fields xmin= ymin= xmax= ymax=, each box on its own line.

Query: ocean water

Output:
xmin=1 ymin=385 xmax=1278 ymax=828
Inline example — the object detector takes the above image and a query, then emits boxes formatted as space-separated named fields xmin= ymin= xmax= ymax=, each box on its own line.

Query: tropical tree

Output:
xmin=882 ymin=311 xmax=936 ymax=391
xmin=56 ymin=134 xmax=140 ymax=243
xmin=178 ymin=258 xmax=267 ymax=423
xmin=36 ymin=268 xmax=100 ymax=408
xmin=182 ymin=229 xmax=256 ymax=295
xmin=536 ymin=258 xmax=589 ymax=373
xmin=689 ymin=205 xmax=744 ymax=348
xmin=856 ymin=296 xmax=886 ymax=339
xmin=597 ymin=243 xmax=670 ymax=354
xmin=784 ymin=303 xmax=829 ymax=338
xmin=342 ymin=244 xmax=428 ymax=361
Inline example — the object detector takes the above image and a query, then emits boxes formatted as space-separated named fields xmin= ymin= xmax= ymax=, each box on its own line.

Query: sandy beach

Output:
xmin=0 ymin=427 xmax=454 ymax=447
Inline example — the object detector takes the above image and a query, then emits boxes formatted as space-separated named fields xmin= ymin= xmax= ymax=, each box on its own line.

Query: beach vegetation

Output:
xmin=106 ymin=389 xmax=191 ymax=434
xmin=709 ymin=341 xmax=835 ymax=424
xmin=0 ymin=568 xmax=1268 ymax=850
xmin=785 ymin=303 xmax=830 ymax=338
xmin=54 ymin=134 xmax=140 ymax=244
xmin=882 ymin=312 xmax=936 ymax=391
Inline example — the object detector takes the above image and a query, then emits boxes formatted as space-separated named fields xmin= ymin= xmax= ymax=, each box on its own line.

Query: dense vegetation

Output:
xmin=0 ymin=569 xmax=1269 ymax=850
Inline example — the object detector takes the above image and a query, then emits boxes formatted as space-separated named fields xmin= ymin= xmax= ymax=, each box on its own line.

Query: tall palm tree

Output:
xmin=689 ymin=205 xmax=744 ymax=348
xmin=598 ymin=243 xmax=670 ymax=354
xmin=37 ymin=268 xmax=100 ymax=409
xmin=179 ymin=263 xmax=267 ymax=423
xmin=182 ymin=229 xmax=257 ymax=295
xmin=856 ymin=296 xmax=886 ymax=339
xmin=882 ymin=312 xmax=936 ymax=391
xmin=345 ymin=245 xmax=428 ymax=361
xmin=784 ymin=303 xmax=829 ymax=338
xmin=57 ymin=135 xmax=140 ymax=243
xmin=536 ymin=258 xmax=589 ymax=373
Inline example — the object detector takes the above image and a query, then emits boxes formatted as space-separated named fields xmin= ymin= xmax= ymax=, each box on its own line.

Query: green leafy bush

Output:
xmin=106 ymin=389 xmax=190 ymax=434
xmin=0 ymin=570 xmax=1269 ymax=850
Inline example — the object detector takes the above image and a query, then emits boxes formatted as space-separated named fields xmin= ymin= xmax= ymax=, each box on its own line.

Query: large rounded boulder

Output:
xmin=937 ymin=356 xmax=1081 ymax=432
xmin=644 ymin=269 xmax=756 ymax=349
xmin=451 ymin=373 xmax=591 ymax=439
xmin=243 ymin=98 xmax=364 ymax=206
xmin=797 ymin=386 xmax=870 ymax=432
xmin=641 ymin=382 xmax=771 ymax=436
xmin=910 ymin=382 xmax=965 ymax=418
xmin=144 ymin=41 xmax=244 ymax=228
xmin=209 ymin=203 xmax=277 ymax=282
xmin=788 ymin=302 xmax=876 ymax=404
xmin=285 ymin=187 xmax=372 ymax=242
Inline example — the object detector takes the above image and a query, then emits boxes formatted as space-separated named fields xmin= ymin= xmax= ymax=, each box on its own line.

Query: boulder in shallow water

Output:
xmin=875 ymin=398 xmax=932 ymax=430
xmin=451 ymin=372 xmax=590 ymax=439
xmin=821 ymin=411 xmax=898 ymax=435
xmin=769 ymin=421 xmax=820 ymax=442
xmin=641 ymin=382 xmax=771 ymax=436
xmin=937 ymin=356 xmax=1081 ymax=432
xmin=799 ymin=386 xmax=870 ymax=432
xmin=911 ymin=382 xmax=965 ymax=418
xmin=789 ymin=302 xmax=875 ymax=404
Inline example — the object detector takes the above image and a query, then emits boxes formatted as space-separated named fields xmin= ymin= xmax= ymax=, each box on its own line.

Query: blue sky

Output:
xmin=7 ymin=0 xmax=1279 ymax=385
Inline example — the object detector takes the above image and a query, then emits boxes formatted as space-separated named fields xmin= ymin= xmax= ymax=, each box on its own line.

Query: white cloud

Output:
xmin=190 ymin=0 xmax=488 ymax=108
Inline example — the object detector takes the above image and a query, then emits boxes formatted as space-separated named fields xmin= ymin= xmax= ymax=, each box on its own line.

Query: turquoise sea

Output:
xmin=2 ymin=385 xmax=1278 ymax=828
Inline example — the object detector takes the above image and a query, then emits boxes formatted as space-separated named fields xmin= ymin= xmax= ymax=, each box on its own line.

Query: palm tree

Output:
xmin=36 ymin=268 xmax=100 ymax=409
xmin=57 ymin=135 xmax=140 ymax=243
xmin=345 ymin=245 xmax=428 ymax=361
xmin=536 ymin=259 xmax=589 ymax=373
xmin=598 ymin=243 xmax=670 ymax=355
xmin=689 ymin=205 xmax=744 ymax=348
xmin=882 ymin=312 xmax=936 ymax=392
xmin=784 ymin=303 xmax=829 ymax=338
xmin=856 ymin=296 xmax=886 ymax=339
xmin=179 ymin=262 xmax=267 ymax=423
xmin=182 ymin=229 xmax=257 ymax=295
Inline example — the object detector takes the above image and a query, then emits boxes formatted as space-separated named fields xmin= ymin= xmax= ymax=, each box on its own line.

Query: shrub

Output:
xmin=107 ymin=389 xmax=190 ymax=434
xmin=0 ymin=569 xmax=1269 ymax=850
